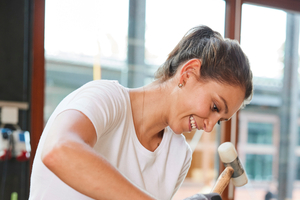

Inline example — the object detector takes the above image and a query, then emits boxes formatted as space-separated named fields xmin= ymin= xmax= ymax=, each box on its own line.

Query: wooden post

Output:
xmin=30 ymin=0 xmax=45 ymax=171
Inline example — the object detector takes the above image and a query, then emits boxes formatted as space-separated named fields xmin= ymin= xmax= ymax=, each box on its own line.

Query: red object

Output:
xmin=0 ymin=149 xmax=12 ymax=161
xmin=16 ymin=150 xmax=30 ymax=161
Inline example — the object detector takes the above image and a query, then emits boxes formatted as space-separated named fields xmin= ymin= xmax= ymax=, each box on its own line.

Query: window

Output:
xmin=145 ymin=0 xmax=225 ymax=66
xmin=44 ymin=0 xmax=129 ymax=120
xmin=246 ymin=154 xmax=273 ymax=180
xmin=238 ymin=111 xmax=279 ymax=199
xmin=239 ymin=3 xmax=300 ymax=198
xmin=45 ymin=0 xmax=129 ymax=60
xmin=248 ymin=122 xmax=273 ymax=144
xmin=240 ymin=4 xmax=286 ymax=82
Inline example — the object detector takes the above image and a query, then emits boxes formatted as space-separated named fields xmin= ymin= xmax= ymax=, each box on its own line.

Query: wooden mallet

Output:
xmin=211 ymin=142 xmax=248 ymax=195
xmin=184 ymin=142 xmax=248 ymax=200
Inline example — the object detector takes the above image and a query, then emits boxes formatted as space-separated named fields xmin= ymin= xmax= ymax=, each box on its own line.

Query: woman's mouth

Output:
xmin=189 ymin=115 xmax=198 ymax=130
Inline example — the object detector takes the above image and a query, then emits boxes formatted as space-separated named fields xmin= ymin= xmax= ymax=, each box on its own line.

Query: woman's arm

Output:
xmin=41 ymin=109 xmax=156 ymax=200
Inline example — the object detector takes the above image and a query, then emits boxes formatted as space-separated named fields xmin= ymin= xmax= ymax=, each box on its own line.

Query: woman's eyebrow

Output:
xmin=220 ymin=96 xmax=228 ymax=114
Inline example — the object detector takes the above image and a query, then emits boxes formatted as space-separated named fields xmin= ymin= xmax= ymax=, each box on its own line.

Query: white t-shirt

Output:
xmin=29 ymin=80 xmax=192 ymax=200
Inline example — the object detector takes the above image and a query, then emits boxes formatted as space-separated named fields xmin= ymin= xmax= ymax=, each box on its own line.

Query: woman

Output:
xmin=29 ymin=25 xmax=253 ymax=200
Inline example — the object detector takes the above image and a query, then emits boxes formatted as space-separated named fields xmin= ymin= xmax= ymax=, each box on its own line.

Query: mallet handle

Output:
xmin=211 ymin=166 xmax=234 ymax=195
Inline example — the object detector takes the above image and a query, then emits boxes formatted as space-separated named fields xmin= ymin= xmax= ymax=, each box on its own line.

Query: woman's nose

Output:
xmin=204 ymin=116 xmax=219 ymax=133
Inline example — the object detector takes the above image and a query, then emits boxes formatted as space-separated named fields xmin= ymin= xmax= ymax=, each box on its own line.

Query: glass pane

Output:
xmin=145 ymin=0 xmax=225 ymax=67
xmin=248 ymin=122 xmax=273 ymax=144
xmin=246 ymin=154 xmax=273 ymax=180
xmin=240 ymin=4 xmax=286 ymax=82
xmin=45 ymin=0 xmax=128 ymax=60
xmin=238 ymin=3 xmax=286 ymax=200
xmin=239 ymin=3 xmax=300 ymax=200
xmin=44 ymin=0 xmax=129 ymax=120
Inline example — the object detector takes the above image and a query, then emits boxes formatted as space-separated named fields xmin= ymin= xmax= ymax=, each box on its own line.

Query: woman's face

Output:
xmin=169 ymin=78 xmax=245 ymax=134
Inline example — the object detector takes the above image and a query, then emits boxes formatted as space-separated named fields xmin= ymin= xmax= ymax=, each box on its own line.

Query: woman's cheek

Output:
xmin=196 ymin=105 xmax=210 ymax=118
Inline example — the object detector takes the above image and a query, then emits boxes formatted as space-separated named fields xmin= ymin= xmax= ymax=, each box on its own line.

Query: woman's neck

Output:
xmin=129 ymin=80 xmax=173 ymax=151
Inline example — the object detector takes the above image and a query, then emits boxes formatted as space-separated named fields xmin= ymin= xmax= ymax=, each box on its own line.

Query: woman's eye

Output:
xmin=213 ymin=104 xmax=219 ymax=112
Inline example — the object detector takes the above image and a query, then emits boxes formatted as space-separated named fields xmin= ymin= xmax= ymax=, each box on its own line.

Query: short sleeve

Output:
xmin=61 ymin=80 xmax=127 ymax=140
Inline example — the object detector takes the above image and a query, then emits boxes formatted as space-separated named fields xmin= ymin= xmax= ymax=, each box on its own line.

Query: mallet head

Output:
xmin=218 ymin=142 xmax=248 ymax=187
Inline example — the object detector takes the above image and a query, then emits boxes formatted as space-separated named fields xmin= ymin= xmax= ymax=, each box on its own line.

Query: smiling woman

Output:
xmin=29 ymin=25 xmax=253 ymax=200
xmin=153 ymin=58 xmax=247 ymax=135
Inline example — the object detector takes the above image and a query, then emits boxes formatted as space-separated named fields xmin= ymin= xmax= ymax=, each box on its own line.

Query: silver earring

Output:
xmin=178 ymin=83 xmax=183 ymax=88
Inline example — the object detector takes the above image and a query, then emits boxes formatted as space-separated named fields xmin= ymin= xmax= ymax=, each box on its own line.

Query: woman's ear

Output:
xmin=179 ymin=59 xmax=202 ymax=85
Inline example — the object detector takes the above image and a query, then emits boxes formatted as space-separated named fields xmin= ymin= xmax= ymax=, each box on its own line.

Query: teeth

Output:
xmin=190 ymin=116 xmax=197 ymax=129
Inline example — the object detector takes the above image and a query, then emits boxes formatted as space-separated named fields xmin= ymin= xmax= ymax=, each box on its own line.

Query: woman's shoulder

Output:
xmin=83 ymin=80 xmax=126 ymax=91
xmin=57 ymin=80 xmax=130 ymax=120
xmin=76 ymin=80 xmax=129 ymax=100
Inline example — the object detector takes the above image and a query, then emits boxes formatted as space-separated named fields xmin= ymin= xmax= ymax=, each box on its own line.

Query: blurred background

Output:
xmin=0 ymin=0 xmax=300 ymax=199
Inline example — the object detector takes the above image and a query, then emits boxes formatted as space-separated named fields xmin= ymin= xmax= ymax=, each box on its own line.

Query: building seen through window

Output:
xmin=246 ymin=154 xmax=273 ymax=181
xmin=247 ymin=122 xmax=273 ymax=145
xmin=245 ymin=122 xmax=274 ymax=181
